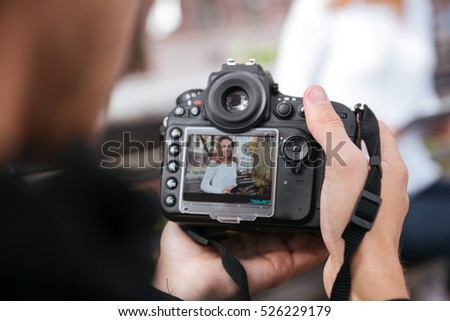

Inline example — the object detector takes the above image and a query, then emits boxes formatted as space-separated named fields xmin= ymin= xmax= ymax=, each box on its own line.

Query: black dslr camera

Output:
xmin=160 ymin=59 xmax=358 ymax=232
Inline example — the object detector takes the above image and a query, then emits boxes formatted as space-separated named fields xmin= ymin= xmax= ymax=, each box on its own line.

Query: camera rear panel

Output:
xmin=160 ymin=62 xmax=358 ymax=233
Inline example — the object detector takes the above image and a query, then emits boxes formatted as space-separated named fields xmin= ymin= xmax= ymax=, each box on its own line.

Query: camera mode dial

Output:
xmin=176 ymin=89 xmax=203 ymax=105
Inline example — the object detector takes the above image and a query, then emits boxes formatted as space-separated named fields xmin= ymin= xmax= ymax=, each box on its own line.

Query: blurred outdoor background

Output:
xmin=103 ymin=0 xmax=450 ymax=300
xmin=106 ymin=0 xmax=450 ymax=173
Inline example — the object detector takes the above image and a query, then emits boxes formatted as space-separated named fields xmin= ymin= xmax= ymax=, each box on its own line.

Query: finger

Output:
xmin=379 ymin=121 xmax=408 ymax=181
xmin=378 ymin=121 xmax=409 ymax=200
xmin=303 ymin=85 xmax=364 ymax=169
xmin=303 ymin=85 xmax=353 ymax=148
xmin=378 ymin=122 xmax=404 ymax=166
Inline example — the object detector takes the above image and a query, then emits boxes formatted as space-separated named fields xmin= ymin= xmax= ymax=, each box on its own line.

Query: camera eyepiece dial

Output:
xmin=205 ymin=71 xmax=267 ymax=133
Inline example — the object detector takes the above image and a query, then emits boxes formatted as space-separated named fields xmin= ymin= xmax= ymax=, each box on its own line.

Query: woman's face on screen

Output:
xmin=220 ymin=139 xmax=233 ymax=159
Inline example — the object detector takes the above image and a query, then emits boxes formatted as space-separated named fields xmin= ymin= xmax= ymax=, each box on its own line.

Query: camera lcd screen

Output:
xmin=179 ymin=128 xmax=278 ymax=219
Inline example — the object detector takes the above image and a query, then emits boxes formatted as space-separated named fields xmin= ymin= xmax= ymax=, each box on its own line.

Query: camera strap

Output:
xmin=330 ymin=104 xmax=382 ymax=300
xmin=183 ymin=227 xmax=252 ymax=300
xmin=184 ymin=104 xmax=382 ymax=301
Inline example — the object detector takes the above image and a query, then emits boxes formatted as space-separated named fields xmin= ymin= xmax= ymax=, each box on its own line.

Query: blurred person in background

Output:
xmin=274 ymin=0 xmax=450 ymax=270
xmin=0 ymin=0 xmax=410 ymax=300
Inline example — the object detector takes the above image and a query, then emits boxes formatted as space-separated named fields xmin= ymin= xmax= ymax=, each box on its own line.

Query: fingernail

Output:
xmin=306 ymin=86 xmax=329 ymax=105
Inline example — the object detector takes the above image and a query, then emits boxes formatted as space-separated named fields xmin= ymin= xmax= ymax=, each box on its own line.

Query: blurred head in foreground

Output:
xmin=0 ymin=0 xmax=145 ymax=166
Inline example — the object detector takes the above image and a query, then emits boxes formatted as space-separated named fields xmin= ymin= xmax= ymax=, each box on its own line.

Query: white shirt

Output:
xmin=274 ymin=0 xmax=442 ymax=196
xmin=200 ymin=161 xmax=238 ymax=194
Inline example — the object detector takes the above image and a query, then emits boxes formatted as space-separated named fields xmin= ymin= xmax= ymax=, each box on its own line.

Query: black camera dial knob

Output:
xmin=170 ymin=128 xmax=182 ymax=139
xmin=298 ymin=104 xmax=305 ymax=117
xmin=166 ymin=178 xmax=178 ymax=190
xmin=165 ymin=195 xmax=176 ymax=207
xmin=282 ymin=136 xmax=309 ymax=162
xmin=167 ymin=161 xmax=179 ymax=173
xmin=174 ymin=107 xmax=185 ymax=116
xmin=275 ymin=102 xmax=293 ymax=118
xmin=169 ymin=144 xmax=180 ymax=156
xmin=190 ymin=106 xmax=200 ymax=116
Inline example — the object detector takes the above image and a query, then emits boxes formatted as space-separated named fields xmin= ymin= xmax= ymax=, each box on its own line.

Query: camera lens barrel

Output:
xmin=205 ymin=71 xmax=267 ymax=133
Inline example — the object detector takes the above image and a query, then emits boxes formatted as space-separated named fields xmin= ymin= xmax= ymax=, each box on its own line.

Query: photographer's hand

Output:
xmin=303 ymin=85 xmax=409 ymax=300
xmin=152 ymin=222 xmax=327 ymax=300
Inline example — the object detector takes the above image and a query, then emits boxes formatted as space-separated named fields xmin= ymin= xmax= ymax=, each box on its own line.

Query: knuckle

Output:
xmin=403 ymin=194 xmax=410 ymax=214
xmin=401 ymin=164 xmax=409 ymax=189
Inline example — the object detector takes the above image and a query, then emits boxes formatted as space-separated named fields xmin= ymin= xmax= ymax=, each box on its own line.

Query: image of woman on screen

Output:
xmin=200 ymin=136 xmax=238 ymax=194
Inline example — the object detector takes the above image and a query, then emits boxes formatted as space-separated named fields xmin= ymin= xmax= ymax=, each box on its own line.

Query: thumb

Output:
xmin=303 ymin=85 xmax=363 ymax=169
xmin=303 ymin=85 xmax=352 ymax=148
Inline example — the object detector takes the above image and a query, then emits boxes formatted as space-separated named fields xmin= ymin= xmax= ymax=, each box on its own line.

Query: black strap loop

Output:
xmin=350 ymin=190 xmax=381 ymax=231
xmin=184 ymin=228 xmax=251 ymax=300
xmin=369 ymin=156 xmax=382 ymax=177
xmin=330 ymin=105 xmax=382 ymax=301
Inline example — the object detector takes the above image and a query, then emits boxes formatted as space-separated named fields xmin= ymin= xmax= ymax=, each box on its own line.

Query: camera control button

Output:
xmin=165 ymin=195 xmax=177 ymax=207
xmin=174 ymin=107 xmax=185 ymax=116
xmin=283 ymin=136 xmax=309 ymax=162
xmin=170 ymin=128 xmax=182 ymax=140
xmin=298 ymin=104 xmax=305 ymax=117
xmin=337 ymin=112 xmax=348 ymax=119
xmin=166 ymin=178 xmax=178 ymax=189
xmin=275 ymin=102 xmax=293 ymax=118
xmin=167 ymin=160 xmax=179 ymax=173
xmin=169 ymin=144 xmax=180 ymax=156
xmin=190 ymin=106 xmax=200 ymax=116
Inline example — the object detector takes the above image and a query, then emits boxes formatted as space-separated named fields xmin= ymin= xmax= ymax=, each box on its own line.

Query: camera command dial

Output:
xmin=282 ymin=136 xmax=309 ymax=163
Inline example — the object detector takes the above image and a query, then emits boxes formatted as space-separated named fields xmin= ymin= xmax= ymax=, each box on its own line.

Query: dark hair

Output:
xmin=218 ymin=136 xmax=233 ymax=144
